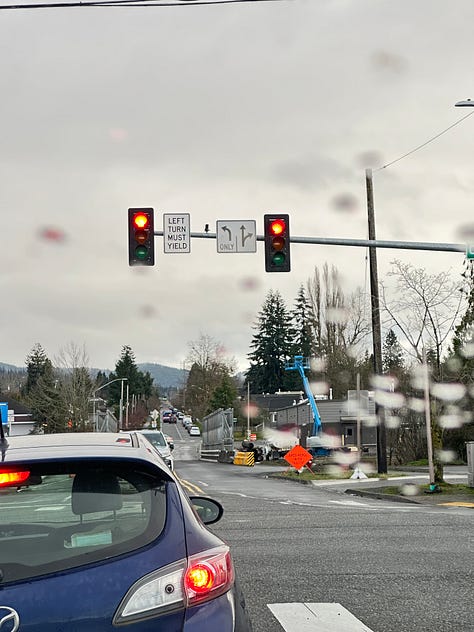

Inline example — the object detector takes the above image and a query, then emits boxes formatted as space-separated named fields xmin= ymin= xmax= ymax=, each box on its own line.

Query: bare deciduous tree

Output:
xmin=381 ymin=261 xmax=465 ymax=482
xmin=184 ymin=334 xmax=237 ymax=420
xmin=381 ymin=260 xmax=465 ymax=377
xmin=306 ymin=264 xmax=371 ymax=397
xmin=55 ymin=342 xmax=93 ymax=431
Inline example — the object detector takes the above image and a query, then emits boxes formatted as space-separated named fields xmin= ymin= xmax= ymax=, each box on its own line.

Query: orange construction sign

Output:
xmin=284 ymin=444 xmax=312 ymax=470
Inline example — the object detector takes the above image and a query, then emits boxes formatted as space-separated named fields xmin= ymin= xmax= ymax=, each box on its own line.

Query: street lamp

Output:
xmin=92 ymin=378 xmax=128 ymax=432
xmin=455 ymin=99 xmax=474 ymax=107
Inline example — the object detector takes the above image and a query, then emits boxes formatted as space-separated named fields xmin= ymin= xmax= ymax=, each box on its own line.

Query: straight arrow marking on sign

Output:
xmin=216 ymin=220 xmax=257 ymax=253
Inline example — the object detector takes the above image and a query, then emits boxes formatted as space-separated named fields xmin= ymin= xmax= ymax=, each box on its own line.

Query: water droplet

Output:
xmin=309 ymin=381 xmax=329 ymax=396
xmin=400 ymin=484 xmax=419 ymax=497
xmin=431 ymin=383 xmax=466 ymax=401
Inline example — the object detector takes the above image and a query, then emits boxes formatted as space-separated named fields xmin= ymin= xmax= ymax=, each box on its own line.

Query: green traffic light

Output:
xmin=135 ymin=245 xmax=148 ymax=260
xmin=272 ymin=252 xmax=286 ymax=266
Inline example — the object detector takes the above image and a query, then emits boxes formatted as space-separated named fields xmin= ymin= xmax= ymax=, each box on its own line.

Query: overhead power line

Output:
xmin=0 ymin=0 xmax=290 ymax=9
xmin=374 ymin=109 xmax=474 ymax=171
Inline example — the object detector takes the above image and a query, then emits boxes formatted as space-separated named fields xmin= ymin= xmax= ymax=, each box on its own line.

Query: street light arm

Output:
xmin=91 ymin=377 xmax=128 ymax=433
xmin=93 ymin=377 xmax=128 ymax=397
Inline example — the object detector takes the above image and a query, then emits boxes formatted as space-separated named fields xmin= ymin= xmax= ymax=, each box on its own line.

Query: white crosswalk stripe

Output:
xmin=268 ymin=603 xmax=375 ymax=632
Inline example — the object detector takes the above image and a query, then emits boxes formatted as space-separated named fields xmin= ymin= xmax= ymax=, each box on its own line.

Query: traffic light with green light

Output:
xmin=264 ymin=214 xmax=290 ymax=272
xmin=128 ymin=208 xmax=155 ymax=266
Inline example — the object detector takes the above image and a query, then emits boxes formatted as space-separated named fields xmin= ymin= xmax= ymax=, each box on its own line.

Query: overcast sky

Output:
xmin=1 ymin=0 xmax=473 ymax=373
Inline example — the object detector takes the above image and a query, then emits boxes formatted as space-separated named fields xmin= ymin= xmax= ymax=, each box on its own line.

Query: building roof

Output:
xmin=0 ymin=394 xmax=33 ymax=416
xmin=252 ymin=392 xmax=305 ymax=412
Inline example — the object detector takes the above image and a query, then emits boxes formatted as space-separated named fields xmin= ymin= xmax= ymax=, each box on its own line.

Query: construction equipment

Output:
xmin=285 ymin=355 xmax=331 ymax=457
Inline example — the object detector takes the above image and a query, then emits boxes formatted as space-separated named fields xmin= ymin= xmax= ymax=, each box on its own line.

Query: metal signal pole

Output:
xmin=366 ymin=168 xmax=387 ymax=474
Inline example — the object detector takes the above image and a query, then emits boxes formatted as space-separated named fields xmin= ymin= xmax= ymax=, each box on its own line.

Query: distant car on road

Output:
xmin=0 ymin=432 xmax=252 ymax=631
xmin=189 ymin=426 xmax=201 ymax=437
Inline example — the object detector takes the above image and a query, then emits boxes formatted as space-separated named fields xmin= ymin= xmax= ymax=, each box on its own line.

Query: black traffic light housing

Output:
xmin=264 ymin=214 xmax=290 ymax=272
xmin=128 ymin=208 xmax=155 ymax=266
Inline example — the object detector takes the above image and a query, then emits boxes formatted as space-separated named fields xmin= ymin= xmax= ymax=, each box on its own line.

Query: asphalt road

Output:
xmin=167 ymin=426 xmax=474 ymax=632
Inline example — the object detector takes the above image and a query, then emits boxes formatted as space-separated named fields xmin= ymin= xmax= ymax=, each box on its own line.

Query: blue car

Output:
xmin=0 ymin=432 xmax=252 ymax=631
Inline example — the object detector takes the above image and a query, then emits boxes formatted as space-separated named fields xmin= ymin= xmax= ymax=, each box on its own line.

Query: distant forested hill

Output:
xmin=138 ymin=363 xmax=187 ymax=389
xmin=0 ymin=361 xmax=186 ymax=390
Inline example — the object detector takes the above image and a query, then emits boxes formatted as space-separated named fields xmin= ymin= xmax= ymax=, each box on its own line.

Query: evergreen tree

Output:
xmin=138 ymin=371 xmax=154 ymax=401
xmin=383 ymin=329 xmax=405 ymax=376
xmin=246 ymin=290 xmax=294 ymax=394
xmin=443 ymin=261 xmax=474 ymax=459
xmin=107 ymin=347 xmax=155 ymax=425
xmin=291 ymin=285 xmax=316 ymax=358
xmin=450 ymin=260 xmax=474 ymax=385
xmin=27 ymin=359 xmax=68 ymax=433
xmin=108 ymin=346 xmax=143 ymax=406
xmin=24 ymin=343 xmax=49 ymax=394
xmin=207 ymin=373 xmax=237 ymax=414
xmin=287 ymin=285 xmax=317 ymax=391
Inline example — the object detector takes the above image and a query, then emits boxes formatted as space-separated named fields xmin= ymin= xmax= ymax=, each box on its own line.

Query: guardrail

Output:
xmin=200 ymin=448 xmax=235 ymax=464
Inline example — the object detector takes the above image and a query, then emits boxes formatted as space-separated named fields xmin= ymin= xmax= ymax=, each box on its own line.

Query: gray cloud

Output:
xmin=1 ymin=0 xmax=474 ymax=370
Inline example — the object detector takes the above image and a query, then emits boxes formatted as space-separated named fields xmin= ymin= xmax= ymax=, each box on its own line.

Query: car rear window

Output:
xmin=141 ymin=432 xmax=167 ymax=447
xmin=0 ymin=461 xmax=167 ymax=584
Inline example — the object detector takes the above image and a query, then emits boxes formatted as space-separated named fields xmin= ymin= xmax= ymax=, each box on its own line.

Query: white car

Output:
xmin=189 ymin=426 xmax=201 ymax=437
xmin=135 ymin=430 xmax=175 ymax=471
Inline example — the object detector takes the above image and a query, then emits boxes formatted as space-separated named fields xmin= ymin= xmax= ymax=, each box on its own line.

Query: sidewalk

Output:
xmin=304 ymin=469 xmax=474 ymax=507
xmin=346 ymin=486 xmax=474 ymax=507
xmin=340 ymin=470 xmax=474 ymax=507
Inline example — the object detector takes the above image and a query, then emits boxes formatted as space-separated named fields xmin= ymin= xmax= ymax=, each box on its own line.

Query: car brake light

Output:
xmin=185 ymin=546 xmax=234 ymax=606
xmin=0 ymin=471 xmax=30 ymax=487
xmin=113 ymin=546 xmax=234 ymax=625
xmin=185 ymin=563 xmax=215 ymax=593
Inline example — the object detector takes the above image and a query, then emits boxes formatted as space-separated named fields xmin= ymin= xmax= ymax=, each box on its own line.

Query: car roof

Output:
xmin=0 ymin=432 xmax=172 ymax=476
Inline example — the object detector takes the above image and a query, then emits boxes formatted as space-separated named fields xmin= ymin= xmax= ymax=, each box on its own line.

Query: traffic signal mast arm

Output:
xmin=152 ymin=229 xmax=466 ymax=253
xmin=285 ymin=355 xmax=322 ymax=437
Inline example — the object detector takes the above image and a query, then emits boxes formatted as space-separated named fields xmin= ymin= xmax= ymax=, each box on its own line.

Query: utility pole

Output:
xmin=247 ymin=381 xmax=250 ymax=440
xmin=125 ymin=382 xmax=129 ymax=429
xmin=119 ymin=379 xmax=125 ymax=431
xmin=422 ymin=349 xmax=436 ymax=490
xmin=366 ymin=168 xmax=388 ymax=474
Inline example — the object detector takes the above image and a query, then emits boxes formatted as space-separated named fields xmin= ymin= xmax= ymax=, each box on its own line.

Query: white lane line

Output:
xmin=328 ymin=499 xmax=373 ymax=507
xmin=311 ymin=474 xmax=466 ymax=487
xmin=268 ymin=603 xmax=375 ymax=632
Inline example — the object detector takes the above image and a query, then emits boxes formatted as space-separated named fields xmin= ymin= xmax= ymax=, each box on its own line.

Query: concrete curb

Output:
xmin=344 ymin=488 xmax=421 ymax=504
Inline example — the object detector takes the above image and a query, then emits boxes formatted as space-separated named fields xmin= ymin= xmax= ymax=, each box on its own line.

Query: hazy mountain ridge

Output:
xmin=138 ymin=364 xmax=187 ymax=389
xmin=0 ymin=362 xmax=187 ymax=390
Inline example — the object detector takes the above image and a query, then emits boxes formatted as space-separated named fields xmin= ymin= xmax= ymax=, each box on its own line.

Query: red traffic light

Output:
xmin=128 ymin=208 xmax=155 ymax=266
xmin=264 ymin=214 xmax=290 ymax=272
xmin=133 ymin=213 xmax=149 ymax=229
xmin=269 ymin=219 xmax=286 ymax=236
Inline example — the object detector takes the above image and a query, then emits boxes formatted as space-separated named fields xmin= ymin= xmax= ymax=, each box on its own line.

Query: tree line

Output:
xmin=10 ymin=343 xmax=158 ymax=433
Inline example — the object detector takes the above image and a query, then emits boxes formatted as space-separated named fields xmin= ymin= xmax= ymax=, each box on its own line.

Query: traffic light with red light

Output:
xmin=128 ymin=208 xmax=155 ymax=266
xmin=264 ymin=214 xmax=291 ymax=272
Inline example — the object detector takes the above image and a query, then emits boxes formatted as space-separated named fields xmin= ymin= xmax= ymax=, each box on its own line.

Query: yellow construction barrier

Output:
xmin=233 ymin=451 xmax=255 ymax=467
